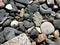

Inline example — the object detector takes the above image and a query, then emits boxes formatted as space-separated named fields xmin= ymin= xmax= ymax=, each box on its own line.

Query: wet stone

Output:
xmin=40 ymin=22 xmax=55 ymax=35
xmin=23 ymin=20 xmax=34 ymax=28
xmin=2 ymin=33 xmax=31 ymax=45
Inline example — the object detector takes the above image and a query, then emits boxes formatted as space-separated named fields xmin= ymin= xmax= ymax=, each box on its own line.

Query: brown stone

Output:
xmin=0 ymin=0 xmax=5 ymax=7
xmin=38 ymin=0 xmax=46 ymax=3
xmin=37 ymin=34 xmax=47 ymax=43
xmin=31 ymin=41 xmax=36 ymax=45
xmin=2 ymin=33 xmax=31 ymax=45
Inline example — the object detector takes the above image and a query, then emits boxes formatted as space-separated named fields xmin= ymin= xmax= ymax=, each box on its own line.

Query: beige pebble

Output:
xmin=10 ymin=20 xmax=19 ymax=27
xmin=53 ymin=30 xmax=59 ymax=38
xmin=20 ymin=8 xmax=25 ymax=17
xmin=37 ymin=34 xmax=47 ymax=43
xmin=31 ymin=41 xmax=36 ymax=45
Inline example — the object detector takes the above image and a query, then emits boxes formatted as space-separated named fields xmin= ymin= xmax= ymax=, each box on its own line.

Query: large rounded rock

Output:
xmin=40 ymin=22 xmax=55 ymax=35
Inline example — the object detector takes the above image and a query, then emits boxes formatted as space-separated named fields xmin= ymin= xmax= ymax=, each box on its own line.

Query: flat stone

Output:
xmin=47 ymin=0 xmax=55 ymax=5
xmin=3 ymin=27 xmax=21 ymax=40
xmin=33 ymin=12 xmax=43 ymax=26
xmin=15 ymin=2 xmax=25 ymax=8
xmin=53 ymin=20 xmax=60 ymax=29
xmin=37 ymin=34 xmax=47 ymax=43
xmin=15 ymin=0 xmax=32 ymax=4
xmin=40 ymin=22 xmax=55 ymax=35
xmin=0 ymin=0 xmax=5 ymax=7
xmin=23 ymin=20 xmax=34 ymax=28
xmin=5 ymin=4 xmax=13 ymax=10
xmin=2 ymin=33 xmax=31 ymax=45
xmin=40 ymin=4 xmax=52 ymax=14
xmin=53 ymin=30 xmax=59 ymax=38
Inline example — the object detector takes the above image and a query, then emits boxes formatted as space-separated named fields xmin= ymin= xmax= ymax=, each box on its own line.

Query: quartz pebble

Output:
xmin=40 ymin=22 xmax=55 ymax=35
xmin=37 ymin=34 xmax=47 ymax=43
xmin=53 ymin=30 xmax=59 ymax=38
xmin=10 ymin=20 xmax=19 ymax=27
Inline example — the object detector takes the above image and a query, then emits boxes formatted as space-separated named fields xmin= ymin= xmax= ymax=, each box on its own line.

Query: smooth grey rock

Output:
xmin=3 ymin=27 xmax=22 ymax=40
xmin=53 ymin=20 xmax=60 ymax=29
xmin=15 ymin=2 xmax=25 ymax=8
xmin=40 ymin=4 xmax=52 ymax=14
xmin=15 ymin=0 xmax=32 ymax=4
xmin=40 ymin=22 xmax=55 ymax=35
xmin=23 ymin=20 xmax=34 ymax=28
xmin=2 ymin=33 xmax=31 ymax=45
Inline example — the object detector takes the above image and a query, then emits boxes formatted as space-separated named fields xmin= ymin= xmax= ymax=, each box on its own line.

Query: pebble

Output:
xmin=53 ymin=20 xmax=60 ymax=29
xmin=53 ymin=30 xmax=59 ymax=38
xmin=23 ymin=20 xmax=34 ymax=28
xmin=3 ymin=0 xmax=8 ymax=4
xmin=20 ymin=8 xmax=25 ymax=17
xmin=40 ymin=22 xmax=55 ymax=35
xmin=47 ymin=0 xmax=55 ymax=5
xmin=31 ymin=41 xmax=36 ymax=45
xmin=35 ymin=27 xmax=41 ymax=33
xmin=37 ymin=34 xmax=47 ymax=43
xmin=33 ymin=12 xmax=43 ymax=26
xmin=40 ymin=4 xmax=52 ymax=14
xmin=38 ymin=0 xmax=46 ymax=3
xmin=56 ymin=0 xmax=60 ymax=7
xmin=53 ymin=5 xmax=58 ymax=9
xmin=56 ymin=13 xmax=60 ymax=19
xmin=0 ymin=0 xmax=5 ymax=7
xmin=51 ymin=11 xmax=56 ymax=17
xmin=5 ymin=4 xmax=13 ymax=10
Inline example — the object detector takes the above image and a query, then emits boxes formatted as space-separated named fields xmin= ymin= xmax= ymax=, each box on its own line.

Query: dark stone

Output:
xmin=15 ymin=0 xmax=32 ymax=5
xmin=3 ymin=27 xmax=22 ymax=40
xmin=23 ymin=20 xmax=34 ymax=28
xmin=53 ymin=20 xmax=60 ymax=29
xmin=15 ymin=2 xmax=25 ymax=8
xmin=40 ymin=4 xmax=52 ymax=14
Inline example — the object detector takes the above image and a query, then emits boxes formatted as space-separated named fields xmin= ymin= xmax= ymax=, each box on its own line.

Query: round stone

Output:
xmin=53 ymin=30 xmax=59 ymax=38
xmin=37 ymin=34 xmax=47 ymax=43
xmin=10 ymin=20 xmax=19 ymax=27
xmin=40 ymin=22 xmax=55 ymax=35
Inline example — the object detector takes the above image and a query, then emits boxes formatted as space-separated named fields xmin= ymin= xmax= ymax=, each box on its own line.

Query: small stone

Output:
xmin=10 ymin=20 xmax=19 ymax=27
xmin=20 ymin=8 xmax=25 ymax=17
xmin=56 ymin=13 xmax=60 ymax=19
xmin=47 ymin=0 xmax=55 ymax=5
xmin=5 ymin=4 xmax=13 ymax=10
xmin=33 ymin=12 xmax=43 ymax=26
xmin=15 ymin=2 xmax=25 ymax=8
xmin=2 ymin=33 xmax=31 ymax=45
xmin=35 ymin=27 xmax=41 ymax=33
xmin=40 ymin=4 xmax=52 ymax=14
xmin=38 ymin=0 xmax=46 ymax=3
xmin=53 ymin=20 xmax=60 ymax=29
xmin=24 ymin=13 xmax=30 ymax=19
xmin=53 ymin=30 xmax=59 ymax=38
xmin=0 ymin=0 xmax=5 ymax=7
xmin=51 ymin=11 xmax=56 ymax=17
xmin=3 ymin=19 xmax=11 ymax=26
xmin=40 ymin=22 xmax=55 ymax=35
xmin=31 ymin=41 xmax=36 ymax=45
xmin=53 ymin=5 xmax=58 ymax=9
xmin=48 ymin=35 xmax=54 ymax=38
xmin=37 ymin=34 xmax=47 ymax=43
xmin=23 ymin=20 xmax=34 ymax=28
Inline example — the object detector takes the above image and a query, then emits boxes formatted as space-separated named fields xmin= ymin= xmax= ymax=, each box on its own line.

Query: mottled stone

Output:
xmin=37 ymin=34 xmax=47 ymax=43
xmin=53 ymin=30 xmax=59 ymax=38
xmin=40 ymin=22 xmax=55 ymax=35
xmin=33 ymin=12 xmax=43 ymax=26
xmin=2 ymin=33 xmax=31 ymax=45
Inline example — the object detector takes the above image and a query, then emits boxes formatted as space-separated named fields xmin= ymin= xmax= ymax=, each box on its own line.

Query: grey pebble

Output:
xmin=23 ymin=20 xmax=34 ymax=28
xmin=56 ymin=13 xmax=60 ymax=19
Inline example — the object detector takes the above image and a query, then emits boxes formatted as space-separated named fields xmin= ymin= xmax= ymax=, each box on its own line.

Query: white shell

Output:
xmin=5 ymin=4 xmax=13 ymax=10
xmin=10 ymin=20 xmax=19 ymax=27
